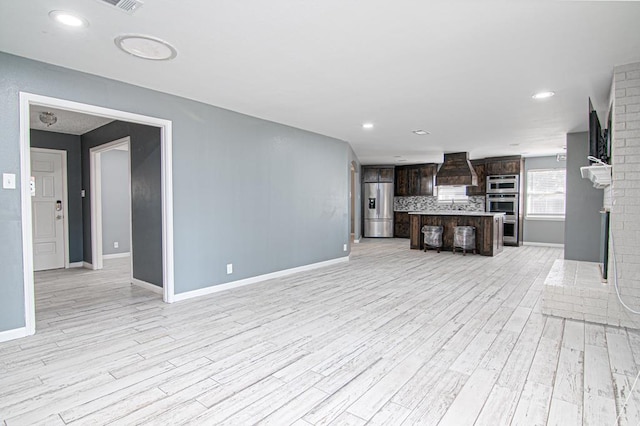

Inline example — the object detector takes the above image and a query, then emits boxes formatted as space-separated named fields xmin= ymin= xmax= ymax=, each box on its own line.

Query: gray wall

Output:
xmin=29 ymin=130 xmax=83 ymax=263
xmin=82 ymin=121 xmax=162 ymax=287
xmin=0 ymin=52 xmax=352 ymax=332
xmin=523 ymin=155 xmax=566 ymax=245
xmin=101 ymin=149 xmax=131 ymax=256
xmin=564 ymin=131 xmax=604 ymax=261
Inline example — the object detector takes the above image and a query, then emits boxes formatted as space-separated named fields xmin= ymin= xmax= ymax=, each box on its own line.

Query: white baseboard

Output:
xmin=353 ymin=239 xmax=360 ymax=243
xmin=68 ymin=262 xmax=83 ymax=268
xmin=523 ymin=242 xmax=565 ymax=248
xmin=83 ymin=261 xmax=94 ymax=270
xmin=103 ymin=252 xmax=131 ymax=260
xmin=0 ymin=327 xmax=30 ymax=343
xmin=131 ymin=278 xmax=163 ymax=294
xmin=174 ymin=256 xmax=350 ymax=302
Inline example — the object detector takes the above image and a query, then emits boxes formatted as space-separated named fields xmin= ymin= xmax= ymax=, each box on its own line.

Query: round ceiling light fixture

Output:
xmin=49 ymin=10 xmax=89 ymax=28
xmin=39 ymin=111 xmax=58 ymax=127
xmin=114 ymin=34 xmax=178 ymax=61
xmin=532 ymin=91 xmax=555 ymax=100
xmin=362 ymin=123 xmax=374 ymax=129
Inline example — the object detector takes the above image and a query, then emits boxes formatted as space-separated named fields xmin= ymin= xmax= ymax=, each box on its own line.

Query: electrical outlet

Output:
xmin=114 ymin=242 xmax=119 ymax=248
xmin=343 ymin=244 xmax=348 ymax=251
xmin=226 ymin=263 xmax=233 ymax=274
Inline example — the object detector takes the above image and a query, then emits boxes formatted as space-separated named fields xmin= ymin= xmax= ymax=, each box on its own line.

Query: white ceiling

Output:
xmin=30 ymin=106 xmax=114 ymax=135
xmin=2 ymin=1 xmax=640 ymax=164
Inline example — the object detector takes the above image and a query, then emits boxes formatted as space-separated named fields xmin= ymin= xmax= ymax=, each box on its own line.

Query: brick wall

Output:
xmin=608 ymin=61 xmax=640 ymax=328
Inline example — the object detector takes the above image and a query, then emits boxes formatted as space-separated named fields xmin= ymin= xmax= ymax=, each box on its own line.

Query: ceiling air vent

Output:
xmin=98 ymin=0 xmax=144 ymax=14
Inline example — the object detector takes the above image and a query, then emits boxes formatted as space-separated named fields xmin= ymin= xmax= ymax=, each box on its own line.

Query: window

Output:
xmin=526 ymin=169 xmax=566 ymax=219
xmin=437 ymin=186 xmax=469 ymax=204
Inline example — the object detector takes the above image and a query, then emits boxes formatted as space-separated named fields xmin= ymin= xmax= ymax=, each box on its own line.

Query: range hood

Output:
xmin=435 ymin=152 xmax=478 ymax=186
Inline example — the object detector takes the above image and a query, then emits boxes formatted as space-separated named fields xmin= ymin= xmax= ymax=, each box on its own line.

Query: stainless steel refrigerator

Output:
xmin=364 ymin=182 xmax=394 ymax=237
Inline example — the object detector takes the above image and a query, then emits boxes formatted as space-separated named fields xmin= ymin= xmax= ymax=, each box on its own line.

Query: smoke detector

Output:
xmin=97 ymin=0 xmax=143 ymax=14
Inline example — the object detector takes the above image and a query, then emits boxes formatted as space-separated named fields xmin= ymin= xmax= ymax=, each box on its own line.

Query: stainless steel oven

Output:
xmin=487 ymin=175 xmax=519 ymax=193
xmin=487 ymin=193 xmax=519 ymax=245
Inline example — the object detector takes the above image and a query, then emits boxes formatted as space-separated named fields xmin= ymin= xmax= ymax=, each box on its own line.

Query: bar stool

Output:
xmin=421 ymin=225 xmax=443 ymax=253
xmin=453 ymin=226 xmax=476 ymax=256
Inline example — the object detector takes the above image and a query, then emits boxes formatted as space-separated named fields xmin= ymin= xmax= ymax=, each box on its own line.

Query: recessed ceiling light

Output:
xmin=532 ymin=91 xmax=555 ymax=100
xmin=49 ymin=10 xmax=89 ymax=28
xmin=362 ymin=123 xmax=374 ymax=129
xmin=115 ymin=34 xmax=178 ymax=61
xmin=413 ymin=130 xmax=430 ymax=135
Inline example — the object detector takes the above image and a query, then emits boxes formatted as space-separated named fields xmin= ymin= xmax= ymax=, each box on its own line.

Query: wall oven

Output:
xmin=487 ymin=175 xmax=519 ymax=194
xmin=487 ymin=193 xmax=519 ymax=245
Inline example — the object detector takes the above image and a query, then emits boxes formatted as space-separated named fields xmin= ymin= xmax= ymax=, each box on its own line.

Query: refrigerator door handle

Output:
xmin=376 ymin=185 xmax=380 ymax=218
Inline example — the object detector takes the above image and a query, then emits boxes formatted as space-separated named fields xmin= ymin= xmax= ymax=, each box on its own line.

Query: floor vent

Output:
xmin=98 ymin=0 xmax=144 ymax=14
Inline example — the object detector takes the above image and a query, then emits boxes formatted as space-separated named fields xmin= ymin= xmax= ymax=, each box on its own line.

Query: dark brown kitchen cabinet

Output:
xmin=409 ymin=213 xmax=504 ymax=256
xmin=378 ymin=167 xmax=395 ymax=182
xmin=417 ymin=164 xmax=437 ymax=196
xmin=394 ymin=212 xmax=410 ymax=238
xmin=485 ymin=156 xmax=522 ymax=176
xmin=466 ymin=160 xmax=487 ymax=196
xmin=395 ymin=167 xmax=408 ymax=196
xmin=363 ymin=167 xmax=395 ymax=183
xmin=394 ymin=164 xmax=437 ymax=196
xmin=363 ymin=168 xmax=380 ymax=183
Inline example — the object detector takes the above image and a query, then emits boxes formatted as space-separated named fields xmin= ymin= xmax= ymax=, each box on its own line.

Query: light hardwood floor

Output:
xmin=2 ymin=239 xmax=640 ymax=425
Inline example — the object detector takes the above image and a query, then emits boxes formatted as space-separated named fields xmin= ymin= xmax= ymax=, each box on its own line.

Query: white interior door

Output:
xmin=31 ymin=149 xmax=65 ymax=271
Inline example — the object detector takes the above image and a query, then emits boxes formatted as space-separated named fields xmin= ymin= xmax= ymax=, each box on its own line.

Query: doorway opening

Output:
xmin=90 ymin=137 xmax=131 ymax=272
xmin=19 ymin=92 xmax=175 ymax=337
xmin=350 ymin=161 xmax=360 ymax=243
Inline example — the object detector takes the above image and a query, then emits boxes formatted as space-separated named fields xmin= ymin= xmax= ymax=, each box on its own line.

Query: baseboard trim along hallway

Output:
xmin=131 ymin=278 xmax=163 ymax=294
xmin=0 ymin=326 xmax=29 ymax=343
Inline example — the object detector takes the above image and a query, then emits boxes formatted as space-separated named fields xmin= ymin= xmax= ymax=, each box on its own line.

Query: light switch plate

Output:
xmin=3 ymin=173 xmax=16 ymax=189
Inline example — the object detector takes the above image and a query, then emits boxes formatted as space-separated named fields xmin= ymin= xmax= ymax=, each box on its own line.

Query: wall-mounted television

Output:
xmin=589 ymin=98 xmax=609 ymax=164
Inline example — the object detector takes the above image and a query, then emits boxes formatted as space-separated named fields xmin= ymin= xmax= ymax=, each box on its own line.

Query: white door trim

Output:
xmin=89 ymin=137 xmax=131 ymax=271
xmin=30 ymin=147 xmax=70 ymax=269
xmin=19 ymin=92 xmax=175 ymax=337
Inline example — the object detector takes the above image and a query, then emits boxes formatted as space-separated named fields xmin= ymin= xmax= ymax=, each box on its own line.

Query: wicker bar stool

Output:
xmin=421 ymin=225 xmax=443 ymax=253
xmin=453 ymin=226 xmax=476 ymax=256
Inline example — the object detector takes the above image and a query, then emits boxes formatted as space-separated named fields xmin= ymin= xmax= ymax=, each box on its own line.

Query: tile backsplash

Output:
xmin=394 ymin=196 xmax=485 ymax=212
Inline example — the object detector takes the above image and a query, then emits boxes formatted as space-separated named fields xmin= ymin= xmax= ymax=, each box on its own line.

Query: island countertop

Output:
xmin=408 ymin=211 xmax=506 ymax=217
xmin=409 ymin=211 xmax=504 ymax=256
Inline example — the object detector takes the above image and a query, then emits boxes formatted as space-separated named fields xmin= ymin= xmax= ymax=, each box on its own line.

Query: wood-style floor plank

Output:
xmin=1 ymin=240 xmax=640 ymax=425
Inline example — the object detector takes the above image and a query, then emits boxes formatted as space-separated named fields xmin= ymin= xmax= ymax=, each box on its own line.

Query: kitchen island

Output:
xmin=409 ymin=211 xmax=505 ymax=256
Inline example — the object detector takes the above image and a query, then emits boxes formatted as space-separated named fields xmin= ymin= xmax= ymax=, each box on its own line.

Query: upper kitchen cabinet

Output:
xmin=379 ymin=167 xmax=395 ymax=182
xmin=395 ymin=167 xmax=409 ymax=196
xmin=485 ymin=155 xmax=523 ymax=176
xmin=416 ymin=164 xmax=437 ymax=196
xmin=466 ymin=160 xmax=487 ymax=196
xmin=395 ymin=164 xmax=437 ymax=196
xmin=363 ymin=166 xmax=395 ymax=183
